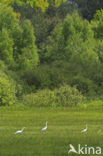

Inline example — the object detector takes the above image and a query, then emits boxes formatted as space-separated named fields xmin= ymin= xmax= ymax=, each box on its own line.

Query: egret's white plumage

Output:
xmin=81 ymin=124 xmax=88 ymax=133
xmin=41 ymin=121 xmax=48 ymax=132
xmin=15 ymin=127 xmax=25 ymax=134
xmin=68 ymin=144 xmax=78 ymax=154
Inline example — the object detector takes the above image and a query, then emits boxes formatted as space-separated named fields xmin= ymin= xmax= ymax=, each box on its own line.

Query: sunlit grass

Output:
xmin=0 ymin=106 xmax=103 ymax=156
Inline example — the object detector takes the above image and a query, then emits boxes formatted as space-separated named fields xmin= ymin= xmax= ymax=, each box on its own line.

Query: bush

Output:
xmin=23 ymin=89 xmax=55 ymax=107
xmin=23 ymin=85 xmax=84 ymax=107
xmin=54 ymin=85 xmax=84 ymax=106
xmin=0 ymin=71 xmax=16 ymax=106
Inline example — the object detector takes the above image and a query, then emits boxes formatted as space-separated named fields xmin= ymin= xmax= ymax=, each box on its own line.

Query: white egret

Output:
xmin=41 ymin=121 xmax=48 ymax=132
xmin=81 ymin=124 xmax=88 ymax=133
xmin=15 ymin=127 xmax=25 ymax=134
xmin=68 ymin=144 xmax=78 ymax=154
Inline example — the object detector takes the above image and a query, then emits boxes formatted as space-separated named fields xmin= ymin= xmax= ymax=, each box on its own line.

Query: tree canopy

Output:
xmin=0 ymin=1 xmax=103 ymax=106
xmin=0 ymin=0 xmax=67 ymax=11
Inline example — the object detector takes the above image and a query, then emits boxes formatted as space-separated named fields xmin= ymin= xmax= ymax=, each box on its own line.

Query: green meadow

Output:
xmin=0 ymin=104 xmax=103 ymax=156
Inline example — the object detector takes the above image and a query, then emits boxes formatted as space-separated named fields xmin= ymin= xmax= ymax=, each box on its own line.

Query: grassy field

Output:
xmin=0 ymin=105 xmax=103 ymax=156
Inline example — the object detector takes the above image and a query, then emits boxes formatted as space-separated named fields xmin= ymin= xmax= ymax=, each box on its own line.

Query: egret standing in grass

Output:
xmin=41 ymin=121 xmax=48 ymax=132
xmin=15 ymin=127 xmax=25 ymax=134
xmin=81 ymin=124 xmax=88 ymax=133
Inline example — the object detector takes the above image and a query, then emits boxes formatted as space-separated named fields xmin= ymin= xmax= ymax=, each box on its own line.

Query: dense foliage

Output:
xmin=0 ymin=5 xmax=39 ymax=69
xmin=0 ymin=1 xmax=103 ymax=106
xmin=23 ymin=85 xmax=83 ymax=107
xmin=0 ymin=70 xmax=16 ymax=106
xmin=0 ymin=0 xmax=67 ymax=12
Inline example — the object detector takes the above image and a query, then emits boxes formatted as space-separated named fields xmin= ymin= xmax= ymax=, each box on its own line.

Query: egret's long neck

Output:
xmin=46 ymin=122 xmax=47 ymax=127
xmin=21 ymin=128 xmax=25 ymax=131
xmin=86 ymin=125 xmax=88 ymax=129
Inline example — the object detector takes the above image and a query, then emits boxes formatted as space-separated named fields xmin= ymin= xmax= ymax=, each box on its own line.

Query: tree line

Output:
xmin=0 ymin=0 xmax=103 ymax=106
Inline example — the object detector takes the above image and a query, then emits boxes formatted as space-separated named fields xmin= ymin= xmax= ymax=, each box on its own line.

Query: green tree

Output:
xmin=0 ymin=71 xmax=16 ymax=106
xmin=0 ymin=29 xmax=13 ymax=64
xmin=46 ymin=12 xmax=97 ymax=63
xmin=0 ymin=0 xmax=67 ymax=11
xmin=17 ymin=20 xmax=39 ymax=70
xmin=0 ymin=5 xmax=39 ymax=69
xmin=43 ymin=12 xmax=101 ymax=95
xmin=0 ymin=5 xmax=20 ymax=64
xmin=70 ymin=0 xmax=103 ymax=20
xmin=0 ymin=5 xmax=19 ymax=31
xmin=91 ymin=9 xmax=103 ymax=39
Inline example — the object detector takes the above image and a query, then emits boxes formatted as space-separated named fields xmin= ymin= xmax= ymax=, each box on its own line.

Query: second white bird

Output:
xmin=41 ymin=121 xmax=48 ymax=132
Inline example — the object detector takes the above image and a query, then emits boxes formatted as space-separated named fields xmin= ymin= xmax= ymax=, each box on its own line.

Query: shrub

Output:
xmin=23 ymin=85 xmax=84 ymax=107
xmin=0 ymin=71 xmax=16 ymax=106
xmin=23 ymin=89 xmax=55 ymax=107
xmin=54 ymin=85 xmax=84 ymax=106
xmin=0 ymin=60 xmax=7 ymax=71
